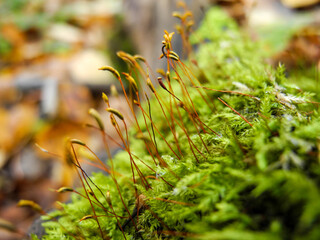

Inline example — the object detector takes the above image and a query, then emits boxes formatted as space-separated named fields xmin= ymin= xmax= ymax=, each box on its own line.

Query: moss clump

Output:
xmin=37 ymin=7 xmax=320 ymax=240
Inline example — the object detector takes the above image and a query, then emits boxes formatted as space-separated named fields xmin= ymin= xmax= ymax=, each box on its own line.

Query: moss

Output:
xmin=37 ymin=7 xmax=320 ymax=240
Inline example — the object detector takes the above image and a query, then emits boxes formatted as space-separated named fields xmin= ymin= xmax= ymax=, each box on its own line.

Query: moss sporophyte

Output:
xmin=25 ymin=7 xmax=320 ymax=240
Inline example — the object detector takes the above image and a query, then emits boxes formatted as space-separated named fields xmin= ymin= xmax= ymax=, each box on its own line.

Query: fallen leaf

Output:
xmin=281 ymin=0 xmax=320 ymax=8
xmin=272 ymin=23 xmax=320 ymax=69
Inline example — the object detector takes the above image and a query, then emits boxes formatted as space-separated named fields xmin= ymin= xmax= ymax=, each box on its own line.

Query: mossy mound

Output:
xmin=35 ymin=8 xmax=320 ymax=240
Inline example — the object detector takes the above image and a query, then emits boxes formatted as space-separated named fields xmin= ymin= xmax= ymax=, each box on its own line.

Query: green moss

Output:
xmin=38 ymin=7 xmax=320 ymax=240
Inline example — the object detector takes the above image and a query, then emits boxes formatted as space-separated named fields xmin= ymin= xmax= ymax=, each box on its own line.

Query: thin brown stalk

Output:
xmin=194 ymin=85 xmax=260 ymax=100
xmin=70 ymin=144 xmax=104 ymax=239
xmin=218 ymin=97 xmax=253 ymax=127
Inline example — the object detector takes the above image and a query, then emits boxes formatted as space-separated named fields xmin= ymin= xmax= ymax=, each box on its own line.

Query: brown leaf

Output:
xmin=0 ymin=103 xmax=38 ymax=167
xmin=272 ymin=24 xmax=320 ymax=69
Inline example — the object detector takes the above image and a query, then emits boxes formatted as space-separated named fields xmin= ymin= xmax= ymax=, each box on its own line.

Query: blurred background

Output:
xmin=0 ymin=0 xmax=319 ymax=239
